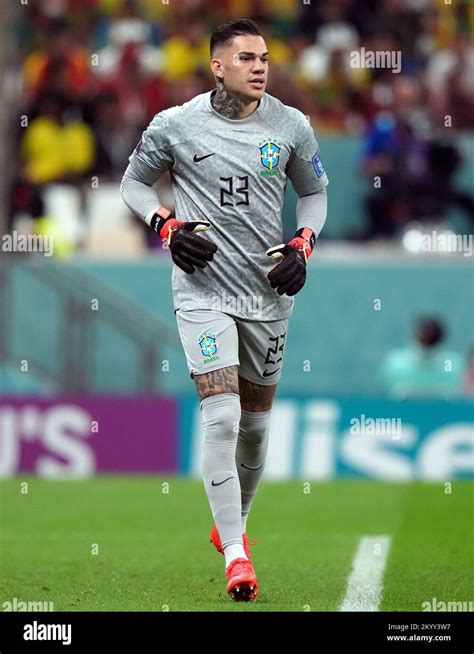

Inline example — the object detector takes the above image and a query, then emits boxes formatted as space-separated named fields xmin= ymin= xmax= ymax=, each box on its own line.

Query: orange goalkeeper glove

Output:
xmin=266 ymin=227 xmax=315 ymax=296
xmin=150 ymin=207 xmax=217 ymax=274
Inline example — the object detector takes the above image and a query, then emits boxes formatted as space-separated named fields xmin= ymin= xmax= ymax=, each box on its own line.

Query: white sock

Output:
xmin=200 ymin=393 xmax=243 ymax=549
xmin=224 ymin=543 xmax=247 ymax=567
xmin=242 ymin=513 xmax=249 ymax=533
xmin=236 ymin=409 xmax=271 ymax=525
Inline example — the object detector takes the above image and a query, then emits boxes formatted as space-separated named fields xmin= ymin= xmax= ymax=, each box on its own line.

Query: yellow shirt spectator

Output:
xmin=21 ymin=116 xmax=95 ymax=184
xmin=161 ymin=36 xmax=209 ymax=81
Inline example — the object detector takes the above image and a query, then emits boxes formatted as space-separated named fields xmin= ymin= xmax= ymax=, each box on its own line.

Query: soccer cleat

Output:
xmin=226 ymin=557 xmax=258 ymax=602
xmin=209 ymin=524 xmax=256 ymax=562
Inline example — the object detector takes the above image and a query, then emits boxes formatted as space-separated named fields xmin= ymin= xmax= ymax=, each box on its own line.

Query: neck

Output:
xmin=211 ymin=79 xmax=259 ymax=119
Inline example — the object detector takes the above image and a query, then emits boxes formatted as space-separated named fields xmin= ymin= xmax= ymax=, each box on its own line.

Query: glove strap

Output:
xmin=149 ymin=206 xmax=180 ymax=245
xmin=289 ymin=227 xmax=315 ymax=263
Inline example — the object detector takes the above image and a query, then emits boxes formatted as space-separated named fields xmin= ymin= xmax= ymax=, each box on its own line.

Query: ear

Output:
xmin=210 ymin=57 xmax=224 ymax=79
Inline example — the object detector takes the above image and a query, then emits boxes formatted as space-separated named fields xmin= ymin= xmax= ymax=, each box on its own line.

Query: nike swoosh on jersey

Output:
xmin=193 ymin=153 xmax=215 ymax=163
xmin=262 ymin=368 xmax=280 ymax=377
xmin=211 ymin=476 xmax=234 ymax=486
xmin=240 ymin=462 xmax=264 ymax=471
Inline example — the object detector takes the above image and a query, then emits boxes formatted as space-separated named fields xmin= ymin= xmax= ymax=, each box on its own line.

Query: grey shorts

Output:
xmin=175 ymin=309 xmax=289 ymax=386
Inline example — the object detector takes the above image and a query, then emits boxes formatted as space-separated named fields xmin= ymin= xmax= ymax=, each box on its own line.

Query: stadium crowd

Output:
xmin=7 ymin=0 xmax=474 ymax=244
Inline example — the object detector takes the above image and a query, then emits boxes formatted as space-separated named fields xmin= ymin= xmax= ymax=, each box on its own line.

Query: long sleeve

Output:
xmin=120 ymin=164 xmax=163 ymax=223
xmin=296 ymin=187 xmax=327 ymax=238
xmin=120 ymin=111 xmax=174 ymax=224
xmin=286 ymin=113 xmax=329 ymax=238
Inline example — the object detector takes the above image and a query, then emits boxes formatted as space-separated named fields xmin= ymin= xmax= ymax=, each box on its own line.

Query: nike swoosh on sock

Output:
xmin=211 ymin=476 xmax=235 ymax=486
xmin=240 ymin=462 xmax=264 ymax=471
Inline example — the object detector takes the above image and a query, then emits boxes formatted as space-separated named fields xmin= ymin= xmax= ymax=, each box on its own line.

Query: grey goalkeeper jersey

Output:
xmin=125 ymin=90 xmax=329 ymax=321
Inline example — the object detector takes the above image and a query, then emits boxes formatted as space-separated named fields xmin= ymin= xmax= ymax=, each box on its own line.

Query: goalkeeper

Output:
xmin=120 ymin=18 xmax=328 ymax=602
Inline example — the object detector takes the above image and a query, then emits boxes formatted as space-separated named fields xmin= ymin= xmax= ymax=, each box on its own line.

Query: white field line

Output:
xmin=339 ymin=535 xmax=391 ymax=611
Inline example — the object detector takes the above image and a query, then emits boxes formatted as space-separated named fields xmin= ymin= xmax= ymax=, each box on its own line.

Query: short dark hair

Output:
xmin=416 ymin=317 xmax=445 ymax=348
xmin=210 ymin=19 xmax=263 ymax=56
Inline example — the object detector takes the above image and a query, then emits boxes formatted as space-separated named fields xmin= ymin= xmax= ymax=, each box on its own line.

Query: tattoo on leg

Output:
xmin=239 ymin=376 xmax=277 ymax=412
xmin=195 ymin=365 xmax=239 ymax=401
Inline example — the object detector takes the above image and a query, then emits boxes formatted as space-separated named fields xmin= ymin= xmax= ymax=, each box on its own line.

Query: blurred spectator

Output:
xmin=360 ymin=76 xmax=474 ymax=239
xmin=165 ymin=72 xmax=209 ymax=107
xmin=370 ymin=0 xmax=421 ymax=70
xmin=160 ymin=20 xmax=210 ymax=82
xmin=8 ymin=178 xmax=46 ymax=232
xmin=426 ymin=30 xmax=474 ymax=129
xmin=8 ymin=0 xmax=474 ymax=253
xmin=361 ymin=76 xmax=429 ymax=238
xmin=97 ymin=40 xmax=166 ymax=128
xmin=20 ymin=94 xmax=95 ymax=185
xmin=297 ymin=2 xmax=363 ymax=131
xmin=423 ymin=137 xmax=474 ymax=227
xmin=22 ymin=18 xmax=95 ymax=106
xmin=357 ymin=30 xmax=406 ymax=123
xmin=90 ymin=93 xmax=139 ymax=179
xmin=93 ymin=1 xmax=164 ymax=127
xmin=380 ymin=317 xmax=464 ymax=398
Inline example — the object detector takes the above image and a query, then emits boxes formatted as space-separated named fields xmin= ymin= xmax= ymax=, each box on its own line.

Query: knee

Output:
xmin=200 ymin=392 xmax=241 ymax=443
xmin=238 ymin=409 xmax=271 ymax=447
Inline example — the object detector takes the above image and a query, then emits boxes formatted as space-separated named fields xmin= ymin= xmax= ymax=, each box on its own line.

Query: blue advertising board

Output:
xmin=180 ymin=396 xmax=474 ymax=480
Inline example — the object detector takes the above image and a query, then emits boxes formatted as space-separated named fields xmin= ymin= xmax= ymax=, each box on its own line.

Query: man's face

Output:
xmin=211 ymin=34 xmax=269 ymax=101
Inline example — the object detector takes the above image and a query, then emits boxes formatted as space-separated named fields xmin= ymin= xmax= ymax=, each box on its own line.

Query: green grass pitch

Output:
xmin=1 ymin=478 xmax=472 ymax=611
